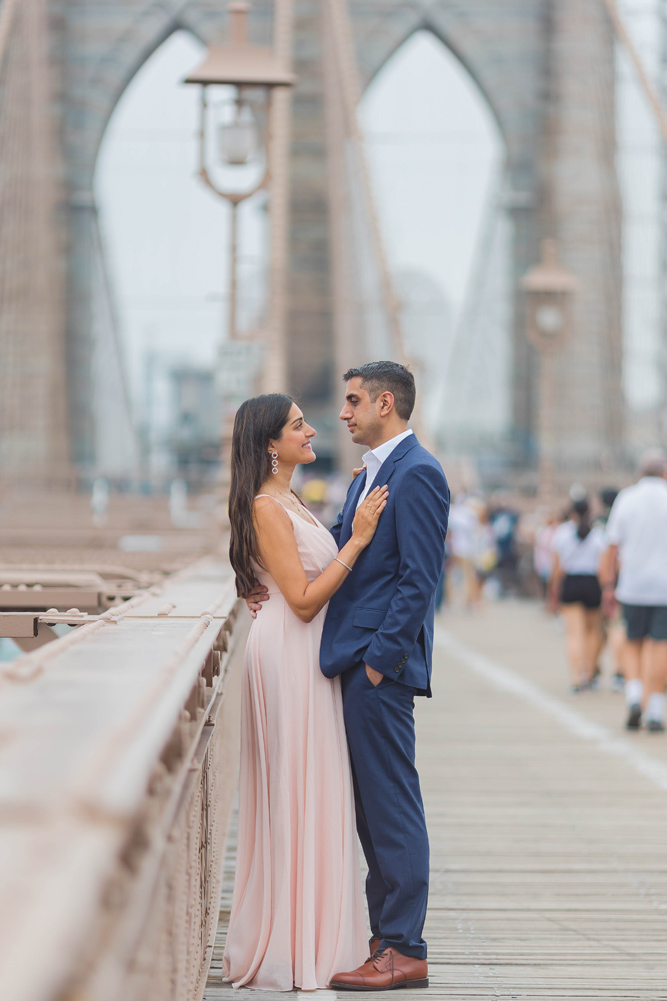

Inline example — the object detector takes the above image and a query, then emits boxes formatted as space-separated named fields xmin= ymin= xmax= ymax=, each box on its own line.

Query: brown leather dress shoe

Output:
xmin=330 ymin=947 xmax=428 ymax=991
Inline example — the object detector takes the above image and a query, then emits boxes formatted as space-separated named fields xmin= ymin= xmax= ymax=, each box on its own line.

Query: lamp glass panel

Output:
xmin=535 ymin=303 xmax=563 ymax=335
xmin=219 ymin=121 xmax=258 ymax=164
xmin=218 ymin=100 xmax=259 ymax=165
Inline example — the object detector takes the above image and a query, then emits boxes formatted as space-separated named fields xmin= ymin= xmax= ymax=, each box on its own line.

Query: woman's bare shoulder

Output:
xmin=252 ymin=495 xmax=293 ymax=530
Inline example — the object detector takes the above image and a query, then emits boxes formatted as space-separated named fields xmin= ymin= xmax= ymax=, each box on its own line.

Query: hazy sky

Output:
xmin=96 ymin=5 xmax=664 ymax=416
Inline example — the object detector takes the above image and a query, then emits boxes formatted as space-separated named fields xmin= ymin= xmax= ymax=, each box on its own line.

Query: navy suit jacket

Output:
xmin=320 ymin=435 xmax=449 ymax=696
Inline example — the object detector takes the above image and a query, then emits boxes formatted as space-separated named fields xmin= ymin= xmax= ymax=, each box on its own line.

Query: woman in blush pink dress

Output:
xmin=223 ymin=394 xmax=388 ymax=991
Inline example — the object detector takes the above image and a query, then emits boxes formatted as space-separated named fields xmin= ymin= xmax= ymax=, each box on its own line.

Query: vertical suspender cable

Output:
xmin=602 ymin=0 xmax=667 ymax=149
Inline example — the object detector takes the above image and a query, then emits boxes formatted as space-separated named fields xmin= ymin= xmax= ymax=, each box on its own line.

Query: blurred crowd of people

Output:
xmin=535 ymin=448 xmax=667 ymax=733
xmin=444 ymin=494 xmax=520 ymax=607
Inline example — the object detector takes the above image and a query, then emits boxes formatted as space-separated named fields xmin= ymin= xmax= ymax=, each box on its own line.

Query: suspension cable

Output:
xmin=602 ymin=0 xmax=667 ymax=148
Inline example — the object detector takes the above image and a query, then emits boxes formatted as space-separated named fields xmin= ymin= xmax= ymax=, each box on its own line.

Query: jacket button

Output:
xmin=394 ymin=666 xmax=400 ymax=673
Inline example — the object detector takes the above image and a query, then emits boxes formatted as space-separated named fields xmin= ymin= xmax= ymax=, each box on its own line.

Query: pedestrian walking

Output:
xmin=534 ymin=510 xmax=560 ymax=603
xmin=596 ymin=488 xmax=626 ymax=692
xmin=470 ymin=498 xmax=497 ymax=606
xmin=447 ymin=494 xmax=478 ymax=608
xmin=489 ymin=498 xmax=520 ymax=597
xmin=600 ymin=450 xmax=667 ymax=732
xmin=549 ymin=497 xmax=605 ymax=692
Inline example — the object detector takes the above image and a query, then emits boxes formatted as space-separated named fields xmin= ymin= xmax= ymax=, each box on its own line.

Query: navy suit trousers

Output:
xmin=341 ymin=664 xmax=429 ymax=960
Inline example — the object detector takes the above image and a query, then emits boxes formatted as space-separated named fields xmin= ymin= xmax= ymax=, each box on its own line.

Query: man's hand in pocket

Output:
xmin=365 ymin=664 xmax=383 ymax=687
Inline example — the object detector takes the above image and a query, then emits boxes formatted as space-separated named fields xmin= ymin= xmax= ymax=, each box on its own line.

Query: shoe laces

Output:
xmin=371 ymin=948 xmax=394 ymax=979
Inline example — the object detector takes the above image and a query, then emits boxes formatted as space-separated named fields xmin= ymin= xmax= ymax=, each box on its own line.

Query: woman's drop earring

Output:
xmin=271 ymin=451 xmax=279 ymax=475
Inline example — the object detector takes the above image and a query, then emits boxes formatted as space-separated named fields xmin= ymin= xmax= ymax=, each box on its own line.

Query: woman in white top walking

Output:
xmin=549 ymin=498 xmax=606 ymax=692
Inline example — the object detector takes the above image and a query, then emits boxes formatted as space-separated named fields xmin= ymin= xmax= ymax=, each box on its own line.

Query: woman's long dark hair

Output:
xmin=229 ymin=393 xmax=293 ymax=596
xmin=572 ymin=498 xmax=592 ymax=540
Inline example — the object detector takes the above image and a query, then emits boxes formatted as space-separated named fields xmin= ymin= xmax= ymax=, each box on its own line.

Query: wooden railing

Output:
xmin=0 ymin=559 xmax=248 ymax=1001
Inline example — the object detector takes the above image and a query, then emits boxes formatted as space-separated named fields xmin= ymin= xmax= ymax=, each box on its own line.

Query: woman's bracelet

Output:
xmin=334 ymin=557 xmax=353 ymax=572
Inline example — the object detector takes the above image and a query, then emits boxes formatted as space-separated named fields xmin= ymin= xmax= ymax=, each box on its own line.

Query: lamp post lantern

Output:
xmin=183 ymin=1 xmax=295 ymax=506
xmin=520 ymin=238 xmax=579 ymax=497
xmin=184 ymin=1 xmax=295 ymax=343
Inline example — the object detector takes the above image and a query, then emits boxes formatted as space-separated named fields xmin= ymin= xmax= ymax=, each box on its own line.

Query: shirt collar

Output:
xmin=362 ymin=429 xmax=413 ymax=468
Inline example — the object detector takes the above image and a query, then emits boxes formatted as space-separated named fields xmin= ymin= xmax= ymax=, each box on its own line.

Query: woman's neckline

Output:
xmin=256 ymin=492 xmax=320 ymax=529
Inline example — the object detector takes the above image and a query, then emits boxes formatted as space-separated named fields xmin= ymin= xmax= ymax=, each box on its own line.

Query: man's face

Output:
xmin=339 ymin=377 xmax=383 ymax=447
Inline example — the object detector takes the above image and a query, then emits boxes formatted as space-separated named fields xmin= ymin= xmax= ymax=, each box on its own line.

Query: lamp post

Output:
xmin=520 ymin=238 xmax=578 ymax=497
xmin=185 ymin=1 xmax=295 ymax=343
xmin=183 ymin=2 xmax=295 ymax=501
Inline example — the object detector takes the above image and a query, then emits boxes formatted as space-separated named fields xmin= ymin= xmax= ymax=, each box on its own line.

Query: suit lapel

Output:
xmin=340 ymin=470 xmax=367 ymax=544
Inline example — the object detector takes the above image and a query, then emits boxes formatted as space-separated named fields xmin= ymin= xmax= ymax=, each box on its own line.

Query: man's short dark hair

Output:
xmin=342 ymin=361 xmax=416 ymax=420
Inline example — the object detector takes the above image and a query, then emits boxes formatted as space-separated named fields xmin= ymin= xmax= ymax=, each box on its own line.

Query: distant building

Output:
xmin=168 ymin=366 xmax=221 ymax=484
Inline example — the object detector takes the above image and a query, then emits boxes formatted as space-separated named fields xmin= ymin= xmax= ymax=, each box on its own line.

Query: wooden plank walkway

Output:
xmin=205 ymin=601 xmax=667 ymax=1000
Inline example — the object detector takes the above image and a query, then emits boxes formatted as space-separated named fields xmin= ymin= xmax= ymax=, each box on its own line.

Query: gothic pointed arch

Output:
xmin=349 ymin=0 xmax=545 ymax=173
xmin=67 ymin=15 xmax=198 ymax=191
xmin=360 ymin=21 xmax=506 ymax=150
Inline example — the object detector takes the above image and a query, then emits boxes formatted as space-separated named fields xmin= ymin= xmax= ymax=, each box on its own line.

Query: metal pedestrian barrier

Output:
xmin=0 ymin=559 xmax=248 ymax=1001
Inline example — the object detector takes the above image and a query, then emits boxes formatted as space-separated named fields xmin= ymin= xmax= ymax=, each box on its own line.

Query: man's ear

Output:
xmin=378 ymin=391 xmax=395 ymax=416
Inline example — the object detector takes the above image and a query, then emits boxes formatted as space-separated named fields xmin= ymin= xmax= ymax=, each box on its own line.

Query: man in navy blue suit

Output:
xmin=247 ymin=361 xmax=449 ymax=990
xmin=323 ymin=362 xmax=449 ymax=991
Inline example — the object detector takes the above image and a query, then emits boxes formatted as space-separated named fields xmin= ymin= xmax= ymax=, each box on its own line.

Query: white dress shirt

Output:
xmin=356 ymin=429 xmax=414 ymax=508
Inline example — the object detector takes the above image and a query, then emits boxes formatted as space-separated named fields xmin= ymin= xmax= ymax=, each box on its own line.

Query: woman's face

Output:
xmin=271 ymin=404 xmax=317 ymax=467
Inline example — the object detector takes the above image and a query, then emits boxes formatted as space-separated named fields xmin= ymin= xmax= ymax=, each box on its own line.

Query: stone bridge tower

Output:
xmin=0 ymin=0 xmax=622 ymax=480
